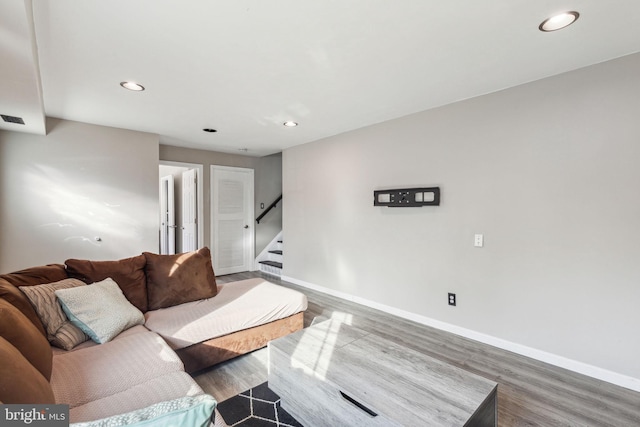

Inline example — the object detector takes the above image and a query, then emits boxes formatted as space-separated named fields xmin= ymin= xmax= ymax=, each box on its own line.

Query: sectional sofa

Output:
xmin=0 ymin=247 xmax=307 ymax=426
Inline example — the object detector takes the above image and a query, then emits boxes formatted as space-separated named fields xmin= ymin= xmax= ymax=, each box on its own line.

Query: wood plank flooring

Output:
xmin=194 ymin=272 xmax=640 ymax=427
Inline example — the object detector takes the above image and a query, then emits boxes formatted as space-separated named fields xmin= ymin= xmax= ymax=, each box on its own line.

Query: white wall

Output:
xmin=0 ymin=118 xmax=159 ymax=271
xmin=283 ymin=52 xmax=640 ymax=388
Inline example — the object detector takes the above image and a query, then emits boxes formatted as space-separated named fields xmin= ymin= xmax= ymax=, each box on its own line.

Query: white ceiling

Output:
xmin=2 ymin=1 xmax=640 ymax=157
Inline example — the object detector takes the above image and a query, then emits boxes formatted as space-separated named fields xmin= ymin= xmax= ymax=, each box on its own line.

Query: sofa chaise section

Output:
xmin=144 ymin=277 xmax=307 ymax=372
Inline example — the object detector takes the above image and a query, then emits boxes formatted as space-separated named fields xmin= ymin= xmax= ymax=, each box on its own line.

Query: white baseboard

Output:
xmin=282 ymin=275 xmax=640 ymax=393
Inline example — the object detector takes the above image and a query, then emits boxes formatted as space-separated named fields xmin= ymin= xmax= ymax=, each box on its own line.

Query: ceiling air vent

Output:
xmin=1 ymin=114 xmax=25 ymax=125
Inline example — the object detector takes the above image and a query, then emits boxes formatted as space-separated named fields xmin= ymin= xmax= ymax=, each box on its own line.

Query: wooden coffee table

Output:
xmin=268 ymin=320 xmax=497 ymax=426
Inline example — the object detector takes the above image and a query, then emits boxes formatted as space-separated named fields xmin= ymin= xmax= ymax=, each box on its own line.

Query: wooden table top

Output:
xmin=270 ymin=319 xmax=498 ymax=426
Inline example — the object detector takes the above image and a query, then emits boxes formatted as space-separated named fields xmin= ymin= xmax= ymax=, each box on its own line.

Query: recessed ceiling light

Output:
xmin=203 ymin=128 xmax=217 ymax=133
xmin=283 ymin=121 xmax=298 ymax=127
xmin=120 ymin=81 xmax=145 ymax=91
xmin=539 ymin=11 xmax=580 ymax=32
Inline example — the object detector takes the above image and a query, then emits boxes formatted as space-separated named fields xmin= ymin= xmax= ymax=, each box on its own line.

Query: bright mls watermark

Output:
xmin=1 ymin=405 xmax=69 ymax=426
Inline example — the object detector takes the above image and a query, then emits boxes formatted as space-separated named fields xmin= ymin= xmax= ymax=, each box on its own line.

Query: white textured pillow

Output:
xmin=70 ymin=395 xmax=216 ymax=427
xmin=55 ymin=278 xmax=144 ymax=344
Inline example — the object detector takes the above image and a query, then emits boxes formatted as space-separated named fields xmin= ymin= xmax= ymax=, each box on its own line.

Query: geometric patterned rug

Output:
xmin=216 ymin=382 xmax=303 ymax=427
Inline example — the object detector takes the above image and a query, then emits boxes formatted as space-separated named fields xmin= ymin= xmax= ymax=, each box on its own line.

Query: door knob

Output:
xmin=244 ymin=225 xmax=249 ymax=229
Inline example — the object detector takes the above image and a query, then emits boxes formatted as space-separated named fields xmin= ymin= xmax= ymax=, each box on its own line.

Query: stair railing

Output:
xmin=256 ymin=194 xmax=282 ymax=224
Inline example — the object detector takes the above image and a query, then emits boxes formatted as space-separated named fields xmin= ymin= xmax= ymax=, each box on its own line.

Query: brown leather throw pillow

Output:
xmin=65 ymin=254 xmax=148 ymax=312
xmin=144 ymin=247 xmax=217 ymax=311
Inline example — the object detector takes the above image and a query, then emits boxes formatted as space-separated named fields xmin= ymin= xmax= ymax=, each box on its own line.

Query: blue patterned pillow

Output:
xmin=70 ymin=394 xmax=216 ymax=427
xmin=55 ymin=278 xmax=144 ymax=344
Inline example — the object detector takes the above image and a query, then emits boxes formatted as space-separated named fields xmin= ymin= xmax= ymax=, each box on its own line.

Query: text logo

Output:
xmin=1 ymin=405 xmax=69 ymax=426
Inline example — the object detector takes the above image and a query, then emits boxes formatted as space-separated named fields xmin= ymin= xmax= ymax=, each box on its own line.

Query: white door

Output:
xmin=211 ymin=166 xmax=254 ymax=275
xmin=182 ymin=169 xmax=197 ymax=252
xmin=159 ymin=175 xmax=175 ymax=255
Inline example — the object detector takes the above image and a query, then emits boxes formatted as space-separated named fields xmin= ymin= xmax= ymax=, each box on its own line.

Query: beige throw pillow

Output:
xmin=20 ymin=278 xmax=90 ymax=350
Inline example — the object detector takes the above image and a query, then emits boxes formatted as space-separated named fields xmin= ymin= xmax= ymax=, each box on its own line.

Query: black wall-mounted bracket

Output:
xmin=374 ymin=187 xmax=440 ymax=207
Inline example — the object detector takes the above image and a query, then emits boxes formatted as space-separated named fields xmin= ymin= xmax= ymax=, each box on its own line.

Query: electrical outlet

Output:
xmin=448 ymin=293 xmax=456 ymax=306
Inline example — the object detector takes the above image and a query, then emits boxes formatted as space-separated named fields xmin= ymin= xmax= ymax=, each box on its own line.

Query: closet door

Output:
xmin=211 ymin=166 xmax=254 ymax=275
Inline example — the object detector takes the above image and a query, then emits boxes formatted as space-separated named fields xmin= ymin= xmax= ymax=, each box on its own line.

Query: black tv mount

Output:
xmin=374 ymin=187 xmax=440 ymax=207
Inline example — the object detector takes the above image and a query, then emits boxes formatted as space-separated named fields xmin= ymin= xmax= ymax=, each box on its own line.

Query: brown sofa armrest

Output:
xmin=0 ymin=264 xmax=68 ymax=335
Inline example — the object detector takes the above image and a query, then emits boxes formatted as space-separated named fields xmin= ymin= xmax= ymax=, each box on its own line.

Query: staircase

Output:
xmin=258 ymin=239 xmax=283 ymax=277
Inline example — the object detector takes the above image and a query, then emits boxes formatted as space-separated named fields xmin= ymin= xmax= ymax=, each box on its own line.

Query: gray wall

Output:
xmin=0 ymin=118 xmax=159 ymax=271
xmin=159 ymin=145 xmax=282 ymax=255
xmin=283 ymin=53 xmax=640 ymax=384
xmin=255 ymin=153 xmax=283 ymax=255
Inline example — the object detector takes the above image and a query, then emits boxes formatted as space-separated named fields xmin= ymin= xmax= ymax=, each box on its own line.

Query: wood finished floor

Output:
xmin=194 ymin=272 xmax=640 ymax=427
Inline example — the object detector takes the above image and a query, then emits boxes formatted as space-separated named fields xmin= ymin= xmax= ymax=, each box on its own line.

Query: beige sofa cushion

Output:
xmin=51 ymin=324 xmax=149 ymax=355
xmin=145 ymin=278 xmax=308 ymax=350
xmin=51 ymin=330 xmax=184 ymax=408
xmin=69 ymin=371 xmax=205 ymax=423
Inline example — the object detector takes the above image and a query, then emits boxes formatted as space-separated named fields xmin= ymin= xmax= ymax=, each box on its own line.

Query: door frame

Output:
xmin=159 ymin=174 xmax=175 ymax=255
xmin=181 ymin=168 xmax=198 ymax=252
xmin=210 ymin=165 xmax=255 ymax=274
xmin=159 ymin=161 xmax=204 ymax=251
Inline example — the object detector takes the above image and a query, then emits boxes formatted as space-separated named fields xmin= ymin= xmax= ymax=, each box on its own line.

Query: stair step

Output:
xmin=269 ymin=250 xmax=283 ymax=255
xmin=259 ymin=260 xmax=282 ymax=269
